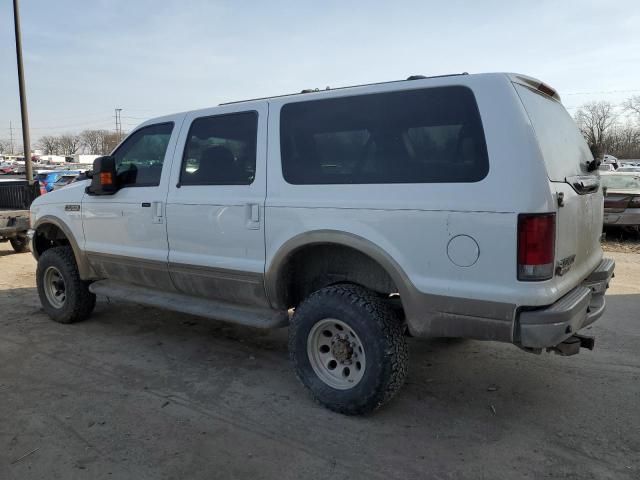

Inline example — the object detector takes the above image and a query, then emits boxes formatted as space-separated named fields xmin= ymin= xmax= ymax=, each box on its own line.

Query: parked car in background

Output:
xmin=602 ymin=173 xmax=640 ymax=230
xmin=1 ymin=180 xmax=39 ymax=253
xmin=602 ymin=154 xmax=619 ymax=167
xmin=599 ymin=163 xmax=616 ymax=172
xmin=10 ymin=162 xmax=26 ymax=174
xmin=51 ymin=174 xmax=79 ymax=191
xmin=35 ymin=170 xmax=81 ymax=194
xmin=617 ymin=166 xmax=640 ymax=173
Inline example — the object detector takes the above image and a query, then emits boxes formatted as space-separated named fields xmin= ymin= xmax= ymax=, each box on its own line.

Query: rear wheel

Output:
xmin=36 ymin=246 xmax=96 ymax=323
xmin=289 ymin=284 xmax=408 ymax=415
xmin=9 ymin=235 xmax=29 ymax=253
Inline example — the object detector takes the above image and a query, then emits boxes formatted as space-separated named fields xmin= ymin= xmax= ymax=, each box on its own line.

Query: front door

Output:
xmin=82 ymin=119 xmax=183 ymax=290
xmin=165 ymin=103 xmax=269 ymax=307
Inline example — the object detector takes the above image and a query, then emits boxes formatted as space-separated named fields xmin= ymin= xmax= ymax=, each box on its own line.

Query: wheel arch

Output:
xmin=265 ymin=230 xmax=414 ymax=311
xmin=32 ymin=216 xmax=93 ymax=279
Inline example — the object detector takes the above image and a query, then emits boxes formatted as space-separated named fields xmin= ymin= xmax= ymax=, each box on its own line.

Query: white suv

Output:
xmin=29 ymin=73 xmax=614 ymax=414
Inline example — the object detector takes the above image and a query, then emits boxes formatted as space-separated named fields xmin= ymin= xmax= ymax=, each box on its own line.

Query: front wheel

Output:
xmin=289 ymin=284 xmax=408 ymax=415
xmin=36 ymin=246 xmax=96 ymax=323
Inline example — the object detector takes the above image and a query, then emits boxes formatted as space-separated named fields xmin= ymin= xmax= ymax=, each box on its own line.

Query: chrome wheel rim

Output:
xmin=43 ymin=266 xmax=66 ymax=309
xmin=307 ymin=318 xmax=366 ymax=390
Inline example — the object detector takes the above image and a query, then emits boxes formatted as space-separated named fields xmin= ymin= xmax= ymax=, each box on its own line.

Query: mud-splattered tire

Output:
xmin=10 ymin=235 xmax=29 ymax=253
xmin=289 ymin=284 xmax=408 ymax=415
xmin=36 ymin=246 xmax=95 ymax=324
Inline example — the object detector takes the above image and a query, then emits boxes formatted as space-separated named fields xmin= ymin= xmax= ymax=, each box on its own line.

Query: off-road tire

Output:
xmin=289 ymin=284 xmax=408 ymax=415
xmin=10 ymin=235 xmax=29 ymax=253
xmin=36 ymin=246 xmax=96 ymax=323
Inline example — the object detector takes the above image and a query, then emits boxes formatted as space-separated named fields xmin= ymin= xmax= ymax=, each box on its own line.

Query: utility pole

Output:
xmin=12 ymin=0 xmax=33 ymax=184
xmin=115 ymin=108 xmax=122 ymax=140
xmin=9 ymin=122 xmax=15 ymax=154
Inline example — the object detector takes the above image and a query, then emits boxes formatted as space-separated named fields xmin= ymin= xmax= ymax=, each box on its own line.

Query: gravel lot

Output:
xmin=0 ymin=244 xmax=638 ymax=480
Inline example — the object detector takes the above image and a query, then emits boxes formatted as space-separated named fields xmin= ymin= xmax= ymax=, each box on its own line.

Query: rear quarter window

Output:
xmin=280 ymin=86 xmax=489 ymax=184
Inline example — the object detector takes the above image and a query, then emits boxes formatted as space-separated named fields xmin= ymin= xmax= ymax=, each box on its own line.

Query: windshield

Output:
xmin=515 ymin=84 xmax=592 ymax=181
xmin=601 ymin=174 xmax=640 ymax=190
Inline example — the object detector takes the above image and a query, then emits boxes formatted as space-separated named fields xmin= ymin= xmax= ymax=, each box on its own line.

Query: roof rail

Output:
xmin=219 ymin=72 xmax=470 ymax=106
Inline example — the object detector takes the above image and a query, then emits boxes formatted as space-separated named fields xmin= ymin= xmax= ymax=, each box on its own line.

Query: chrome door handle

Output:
xmin=151 ymin=201 xmax=163 ymax=224
xmin=246 ymin=203 xmax=260 ymax=230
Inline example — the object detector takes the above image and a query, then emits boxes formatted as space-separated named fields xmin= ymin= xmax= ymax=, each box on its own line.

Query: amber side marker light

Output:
xmin=100 ymin=172 xmax=113 ymax=185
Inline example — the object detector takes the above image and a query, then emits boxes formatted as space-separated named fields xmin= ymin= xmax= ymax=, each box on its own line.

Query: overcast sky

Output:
xmin=1 ymin=0 xmax=639 ymax=141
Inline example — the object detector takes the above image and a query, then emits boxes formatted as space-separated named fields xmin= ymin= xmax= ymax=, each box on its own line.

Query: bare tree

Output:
xmin=574 ymin=101 xmax=618 ymax=155
xmin=38 ymin=135 xmax=60 ymax=155
xmin=0 ymin=139 xmax=8 ymax=154
xmin=104 ymin=131 xmax=124 ymax=153
xmin=603 ymin=124 xmax=640 ymax=159
xmin=57 ymin=134 xmax=82 ymax=156
xmin=622 ymin=95 xmax=640 ymax=122
xmin=80 ymin=129 xmax=105 ymax=154
xmin=79 ymin=129 xmax=122 ymax=155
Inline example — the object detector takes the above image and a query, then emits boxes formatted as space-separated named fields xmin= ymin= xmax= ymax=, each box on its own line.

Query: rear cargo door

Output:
xmin=514 ymin=83 xmax=602 ymax=283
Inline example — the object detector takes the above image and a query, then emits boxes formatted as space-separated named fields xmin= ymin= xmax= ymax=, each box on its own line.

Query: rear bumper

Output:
xmin=604 ymin=209 xmax=640 ymax=226
xmin=0 ymin=211 xmax=30 ymax=239
xmin=517 ymin=258 xmax=615 ymax=349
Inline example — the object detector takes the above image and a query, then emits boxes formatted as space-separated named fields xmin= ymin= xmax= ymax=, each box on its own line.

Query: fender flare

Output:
xmin=32 ymin=215 xmax=94 ymax=280
xmin=264 ymin=230 xmax=417 ymax=312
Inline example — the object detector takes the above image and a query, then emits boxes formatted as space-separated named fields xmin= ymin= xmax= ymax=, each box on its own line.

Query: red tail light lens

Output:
xmin=518 ymin=213 xmax=555 ymax=281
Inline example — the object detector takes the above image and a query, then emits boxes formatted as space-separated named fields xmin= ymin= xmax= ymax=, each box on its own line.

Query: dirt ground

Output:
xmin=0 ymin=244 xmax=638 ymax=480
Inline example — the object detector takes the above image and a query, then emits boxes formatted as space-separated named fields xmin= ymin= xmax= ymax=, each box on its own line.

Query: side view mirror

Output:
xmin=86 ymin=156 xmax=118 ymax=195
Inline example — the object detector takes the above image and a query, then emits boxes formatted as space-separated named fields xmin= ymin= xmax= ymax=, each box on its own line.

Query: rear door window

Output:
xmin=179 ymin=112 xmax=257 ymax=186
xmin=514 ymin=84 xmax=592 ymax=181
xmin=280 ymin=86 xmax=489 ymax=184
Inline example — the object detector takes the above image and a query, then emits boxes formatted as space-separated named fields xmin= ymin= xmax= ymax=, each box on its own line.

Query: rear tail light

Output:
xmin=517 ymin=213 xmax=555 ymax=281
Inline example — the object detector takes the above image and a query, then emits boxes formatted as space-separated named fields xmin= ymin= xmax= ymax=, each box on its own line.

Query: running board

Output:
xmin=89 ymin=280 xmax=289 ymax=329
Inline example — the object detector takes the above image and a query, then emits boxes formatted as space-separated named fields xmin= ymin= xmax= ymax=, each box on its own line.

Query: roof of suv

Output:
xmin=218 ymin=72 xmax=471 ymax=106
xmin=135 ymin=72 xmax=556 ymax=132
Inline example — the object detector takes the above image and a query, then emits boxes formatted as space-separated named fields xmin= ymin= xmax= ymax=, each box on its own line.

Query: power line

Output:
xmin=3 ymin=118 xmax=114 ymax=131
xmin=563 ymin=89 xmax=640 ymax=96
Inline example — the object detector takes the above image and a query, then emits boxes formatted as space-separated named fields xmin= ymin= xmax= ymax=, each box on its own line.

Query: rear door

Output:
xmin=514 ymin=83 xmax=602 ymax=283
xmin=165 ymin=103 xmax=269 ymax=307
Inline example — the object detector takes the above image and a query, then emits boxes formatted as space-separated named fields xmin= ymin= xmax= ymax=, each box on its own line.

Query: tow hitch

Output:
xmin=547 ymin=334 xmax=595 ymax=356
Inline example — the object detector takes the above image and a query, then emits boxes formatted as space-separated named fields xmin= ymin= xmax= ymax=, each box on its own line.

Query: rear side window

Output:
xmin=280 ymin=86 xmax=489 ymax=184
xmin=112 ymin=123 xmax=173 ymax=187
xmin=515 ymin=84 xmax=591 ymax=181
xmin=180 ymin=112 xmax=257 ymax=186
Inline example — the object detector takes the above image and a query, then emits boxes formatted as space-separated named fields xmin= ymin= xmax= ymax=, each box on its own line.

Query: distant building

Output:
xmin=73 ymin=154 xmax=101 ymax=164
